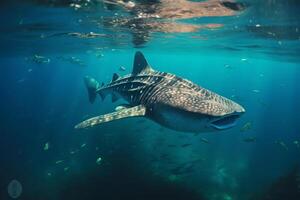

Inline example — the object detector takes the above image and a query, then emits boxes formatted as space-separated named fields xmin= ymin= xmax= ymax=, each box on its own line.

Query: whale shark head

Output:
xmin=196 ymin=96 xmax=245 ymax=131
xmin=209 ymin=105 xmax=245 ymax=130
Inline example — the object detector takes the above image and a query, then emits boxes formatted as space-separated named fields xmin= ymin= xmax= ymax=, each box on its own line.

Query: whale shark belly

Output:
xmin=150 ymin=105 xmax=214 ymax=133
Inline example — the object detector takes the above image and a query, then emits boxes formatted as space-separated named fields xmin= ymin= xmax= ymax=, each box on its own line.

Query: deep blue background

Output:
xmin=0 ymin=1 xmax=300 ymax=200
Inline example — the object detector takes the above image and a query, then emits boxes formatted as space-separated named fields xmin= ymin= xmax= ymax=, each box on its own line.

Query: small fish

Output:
xmin=70 ymin=3 xmax=81 ymax=9
xmin=32 ymin=55 xmax=50 ymax=64
xmin=70 ymin=149 xmax=79 ymax=154
xmin=243 ymin=136 xmax=256 ymax=143
xmin=58 ymin=56 xmax=85 ymax=66
xmin=96 ymin=157 xmax=102 ymax=165
xmin=17 ymin=78 xmax=26 ymax=83
xmin=200 ymin=137 xmax=209 ymax=144
xmin=96 ymin=53 xmax=104 ymax=58
xmin=43 ymin=142 xmax=50 ymax=151
xmin=119 ymin=66 xmax=126 ymax=71
xmin=181 ymin=143 xmax=192 ymax=148
xmin=252 ymin=89 xmax=260 ymax=93
xmin=55 ymin=160 xmax=64 ymax=164
xmin=240 ymin=122 xmax=252 ymax=132
xmin=64 ymin=167 xmax=69 ymax=172
xmin=224 ymin=64 xmax=232 ymax=69
xmin=275 ymin=140 xmax=288 ymax=151
xmin=293 ymin=140 xmax=300 ymax=148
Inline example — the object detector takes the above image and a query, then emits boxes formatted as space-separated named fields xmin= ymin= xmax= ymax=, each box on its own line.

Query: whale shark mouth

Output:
xmin=210 ymin=114 xmax=241 ymax=130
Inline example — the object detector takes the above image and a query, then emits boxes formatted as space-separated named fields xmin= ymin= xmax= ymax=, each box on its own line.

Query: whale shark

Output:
xmin=75 ymin=51 xmax=245 ymax=133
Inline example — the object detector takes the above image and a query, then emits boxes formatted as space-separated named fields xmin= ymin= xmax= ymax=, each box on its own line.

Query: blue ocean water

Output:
xmin=0 ymin=1 xmax=300 ymax=200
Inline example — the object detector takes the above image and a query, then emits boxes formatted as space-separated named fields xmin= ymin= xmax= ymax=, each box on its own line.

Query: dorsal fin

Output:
xmin=112 ymin=73 xmax=119 ymax=82
xmin=132 ymin=51 xmax=153 ymax=75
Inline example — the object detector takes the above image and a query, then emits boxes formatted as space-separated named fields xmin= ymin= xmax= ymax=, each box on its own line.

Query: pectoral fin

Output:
xmin=75 ymin=105 xmax=146 ymax=129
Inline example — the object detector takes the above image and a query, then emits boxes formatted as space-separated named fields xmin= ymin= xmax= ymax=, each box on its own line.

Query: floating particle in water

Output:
xmin=47 ymin=172 xmax=52 ymax=177
xmin=27 ymin=68 xmax=33 ymax=72
xmin=81 ymin=143 xmax=86 ymax=148
xmin=255 ymin=24 xmax=261 ymax=27
xmin=43 ymin=142 xmax=49 ymax=151
xmin=7 ymin=179 xmax=22 ymax=199
xmin=96 ymin=157 xmax=102 ymax=165
xmin=241 ymin=58 xmax=248 ymax=62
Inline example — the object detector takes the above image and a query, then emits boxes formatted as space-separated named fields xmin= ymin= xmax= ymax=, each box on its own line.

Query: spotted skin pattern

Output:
xmin=98 ymin=70 xmax=243 ymax=116
xmin=75 ymin=105 xmax=146 ymax=129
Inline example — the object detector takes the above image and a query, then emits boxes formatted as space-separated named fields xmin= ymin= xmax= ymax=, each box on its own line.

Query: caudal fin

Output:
xmin=84 ymin=76 xmax=100 ymax=103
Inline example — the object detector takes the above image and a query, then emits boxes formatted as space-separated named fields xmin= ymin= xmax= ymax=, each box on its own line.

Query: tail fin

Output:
xmin=84 ymin=76 xmax=100 ymax=104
